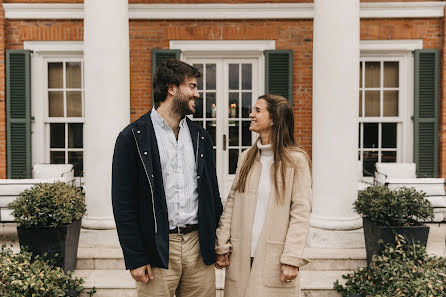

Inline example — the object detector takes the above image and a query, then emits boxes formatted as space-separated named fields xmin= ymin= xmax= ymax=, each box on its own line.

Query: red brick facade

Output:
xmin=0 ymin=1 xmax=445 ymax=178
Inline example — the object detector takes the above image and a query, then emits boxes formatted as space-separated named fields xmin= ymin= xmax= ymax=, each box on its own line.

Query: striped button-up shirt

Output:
xmin=151 ymin=109 xmax=199 ymax=230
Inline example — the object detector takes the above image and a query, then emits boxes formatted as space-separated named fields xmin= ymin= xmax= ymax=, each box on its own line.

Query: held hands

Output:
xmin=280 ymin=264 xmax=299 ymax=283
xmin=215 ymin=252 xmax=230 ymax=269
xmin=130 ymin=264 xmax=153 ymax=283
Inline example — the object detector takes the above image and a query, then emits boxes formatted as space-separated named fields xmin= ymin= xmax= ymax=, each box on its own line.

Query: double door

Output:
xmin=185 ymin=58 xmax=259 ymax=199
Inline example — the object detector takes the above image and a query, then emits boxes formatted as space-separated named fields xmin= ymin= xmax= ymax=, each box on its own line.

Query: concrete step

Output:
xmin=74 ymin=269 xmax=349 ymax=297
xmin=75 ymin=246 xmax=367 ymax=271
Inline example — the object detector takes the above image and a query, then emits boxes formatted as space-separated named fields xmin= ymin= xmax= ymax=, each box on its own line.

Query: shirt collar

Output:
xmin=151 ymin=108 xmax=188 ymax=131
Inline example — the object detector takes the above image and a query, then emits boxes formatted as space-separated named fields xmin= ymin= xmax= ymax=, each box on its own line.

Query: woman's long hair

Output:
xmin=234 ymin=94 xmax=309 ymax=203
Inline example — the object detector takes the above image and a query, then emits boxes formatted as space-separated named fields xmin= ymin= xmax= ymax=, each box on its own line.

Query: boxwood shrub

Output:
xmin=9 ymin=182 xmax=86 ymax=227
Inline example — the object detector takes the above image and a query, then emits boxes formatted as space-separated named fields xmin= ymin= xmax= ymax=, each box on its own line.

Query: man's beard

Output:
xmin=172 ymin=90 xmax=194 ymax=117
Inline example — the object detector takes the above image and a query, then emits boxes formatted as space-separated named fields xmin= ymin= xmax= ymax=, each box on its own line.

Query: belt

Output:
xmin=169 ymin=224 xmax=198 ymax=235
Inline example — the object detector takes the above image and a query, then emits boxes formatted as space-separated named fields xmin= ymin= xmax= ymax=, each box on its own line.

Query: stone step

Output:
xmin=74 ymin=269 xmax=349 ymax=297
xmin=75 ymin=246 xmax=367 ymax=271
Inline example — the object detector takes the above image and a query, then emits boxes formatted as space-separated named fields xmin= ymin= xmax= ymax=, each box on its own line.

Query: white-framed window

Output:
xmin=359 ymin=40 xmax=420 ymax=177
xmin=45 ymin=59 xmax=84 ymax=176
xmin=25 ymin=41 xmax=85 ymax=179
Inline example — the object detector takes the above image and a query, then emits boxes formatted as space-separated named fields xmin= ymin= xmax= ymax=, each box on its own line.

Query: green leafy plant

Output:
xmin=334 ymin=235 xmax=446 ymax=297
xmin=0 ymin=244 xmax=95 ymax=297
xmin=8 ymin=182 xmax=86 ymax=227
xmin=353 ymin=186 xmax=434 ymax=226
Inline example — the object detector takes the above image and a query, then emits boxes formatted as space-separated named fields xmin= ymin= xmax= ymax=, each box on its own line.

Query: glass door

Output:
xmin=188 ymin=58 xmax=258 ymax=200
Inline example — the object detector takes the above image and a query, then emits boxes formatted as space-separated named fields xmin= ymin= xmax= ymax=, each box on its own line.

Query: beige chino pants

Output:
xmin=136 ymin=230 xmax=216 ymax=297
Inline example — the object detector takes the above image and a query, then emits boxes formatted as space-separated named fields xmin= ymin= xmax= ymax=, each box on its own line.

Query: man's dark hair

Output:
xmin=152 ymin=59 xmax=201 ymax=108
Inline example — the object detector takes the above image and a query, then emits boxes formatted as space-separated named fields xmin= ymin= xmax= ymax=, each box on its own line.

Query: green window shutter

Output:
xmin=151 ymin=49 xmax=181 ymax=74
xmin=264 ymin=50 xmax=293 ymax=106
xmin=6 ymin=50 xmax=31 ymax=179
xmin=414 ymin=49 xmax=439 ymax=178
xmin=151 ymin=49 xmax=181 ymax=99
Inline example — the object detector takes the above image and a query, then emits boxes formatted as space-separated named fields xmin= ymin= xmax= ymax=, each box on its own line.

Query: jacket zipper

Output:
xmin=195 ymin=132 xmax=200 ymax=168
xmin=132 ymin=128 xmax=158 ymax=234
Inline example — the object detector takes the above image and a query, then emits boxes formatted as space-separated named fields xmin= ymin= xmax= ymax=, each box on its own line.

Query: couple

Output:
xmin=112 ymin=59 xmax=312 ymax=297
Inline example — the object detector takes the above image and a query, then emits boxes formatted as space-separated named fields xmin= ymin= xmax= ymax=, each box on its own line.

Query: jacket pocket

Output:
xmin=225 ymin=238 xmax=239 ymax=281
xmin=263 ymin=240 xmax=296 ymax=288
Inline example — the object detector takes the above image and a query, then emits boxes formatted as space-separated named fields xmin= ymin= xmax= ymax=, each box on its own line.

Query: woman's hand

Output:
xmin=215 ymin=252 xmax=230 ymax=269
xmin=280 ymin=264 xmax=299 ymax=283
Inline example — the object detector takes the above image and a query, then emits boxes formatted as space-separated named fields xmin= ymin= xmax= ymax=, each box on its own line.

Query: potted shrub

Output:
xmin=334 ymin=235 xmax=446 ymax=296
xmin=0 ymin=244 xmax=95 ymax=296
xmin=8 ymin=182 xmax=86 ymax=273
xmin=354 ymin=185 xmax=433 ymax=264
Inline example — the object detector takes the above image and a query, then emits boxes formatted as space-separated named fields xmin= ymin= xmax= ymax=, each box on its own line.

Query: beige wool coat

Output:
xmin=215 ymin=148 xmax=312 ymax=297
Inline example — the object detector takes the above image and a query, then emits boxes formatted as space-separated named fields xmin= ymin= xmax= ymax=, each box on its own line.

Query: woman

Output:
xmin=215 ymin=94 xmax=312 ymax=297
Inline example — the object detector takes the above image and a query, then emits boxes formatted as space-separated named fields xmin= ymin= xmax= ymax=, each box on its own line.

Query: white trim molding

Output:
xmin=360 ymin=2 xmax=445 ymax=18
xmin=4 ymin=4 xmax=84 ymax=19
xmin=360 ymin=39 xmax=423 ymax=53
xmin=24 ymin=41 xmax=83 ymax=53
xmin=4 ymin=2 xmax=445 ymax=20
xmin=170 ymin=40 xmax=275 ymax=52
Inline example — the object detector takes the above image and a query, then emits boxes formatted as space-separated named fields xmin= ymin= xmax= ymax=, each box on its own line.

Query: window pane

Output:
xmin=242 ymin=64 xmax=252 ymax=90
xmin=229 ymin=120 xmax=239 ymax=146
xmin=229 ymin=149 xmax=239 ymax=174
xmin=363 ymin=123 xmax=378 ymax=149
xmin=384 ymin=62 xmax=399 ymax=88
xmin=49 ymin=91 xmax=64 ymax=117
xmin=69 ymin=151 xmax=83 ymax=177
xmin=242 ymin=121 xmax=252 ymax=146
xmin=382 ymin=123 xmax=397 ymax=148
xmin=383 ymin=91 xmax=398 ymax=117
xmin=194 ymin=64 xmax=203 ymax=90
xmin=365 ymin=62 xmax=380 ymax=88
xmin=359 ymin=62 xmax=362 ymax=88
xmin=50 ymin=123 xmax=65 ymax=148
xmin=363 ymin=151 xmax=378 ymax=176
xmin=206 ymin=92 xmax=216 ymax=118
xmin=193 ymin=93 xmax=203 ymax=118
xmin=67 ymin=91 xmax=82 ymax=117
xmin=229 ymin=64 xmax=239 ymax=90
xmin=193 ymin=120 xmax=203 ymax=128
xmin=48 ymin=62 xmax=63 ymax=89
xmin=50 ymin=151 xmax=65 ymax=164
xmin=229 ymin=93 xmax=239 ymax=118
xmin=242 ymin=93 xmax=252 ymax=118
xmin=364 ymin=91 xmax=380 ymax=117
xmin=381 ymin=151 xmax=397 ymax=163
xmin=68 ymin=123 xmax=83 ymax=148
xmin=66 ymin=62 xmax=82 ymax=89
xmin=206 ymin=64 xmax=216 ymax=90
xmin=206 ymin=121 xmax=216 ymax=146
xmin=359 ymin=91 xmax=362 ymax=117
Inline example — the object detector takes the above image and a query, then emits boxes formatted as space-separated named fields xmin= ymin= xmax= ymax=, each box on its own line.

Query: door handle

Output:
xmin=223 ymin=134 xmax=227 ymax=151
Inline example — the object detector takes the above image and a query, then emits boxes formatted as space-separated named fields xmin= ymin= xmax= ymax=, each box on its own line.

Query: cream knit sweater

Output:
xmin=251 ymin=140 xmax=273 ymax=257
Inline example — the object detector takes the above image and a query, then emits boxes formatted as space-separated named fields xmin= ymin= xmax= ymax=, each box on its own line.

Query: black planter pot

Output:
xmin=17 ymin=219 xmax=82 ymax=273
xmin=362 ymin=217 xmax=429 ymax=265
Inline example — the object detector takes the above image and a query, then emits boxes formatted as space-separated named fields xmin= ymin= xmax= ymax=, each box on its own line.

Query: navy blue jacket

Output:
xmin=112 ymin=111 xmax=223 ymax=270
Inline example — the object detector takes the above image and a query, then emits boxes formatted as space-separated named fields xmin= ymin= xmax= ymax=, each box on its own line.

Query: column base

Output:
xmin=307 ymin=227 xmax=365 ymax=248
xmin=82 ymin=215 xmax=116 ymax=230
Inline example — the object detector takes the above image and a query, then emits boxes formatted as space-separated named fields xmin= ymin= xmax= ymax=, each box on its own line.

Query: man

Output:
xmin=112 ymin=59 xmax=223 ymax=297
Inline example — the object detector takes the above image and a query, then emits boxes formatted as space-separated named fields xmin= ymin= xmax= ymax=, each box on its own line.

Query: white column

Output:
xmin=82 ymin=0 xmax=130 ymax=229
xmin=309 ymin=0 xmax=363 ymax=247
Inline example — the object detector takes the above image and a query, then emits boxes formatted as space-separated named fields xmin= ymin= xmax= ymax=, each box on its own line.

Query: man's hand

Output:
xmin=280 ymin=264 xmax=299 ymax=283
xmin=214 ymin=252 xmax=230 ymax=269
xmin=130 ymin=264 xmax=153 ymax=283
